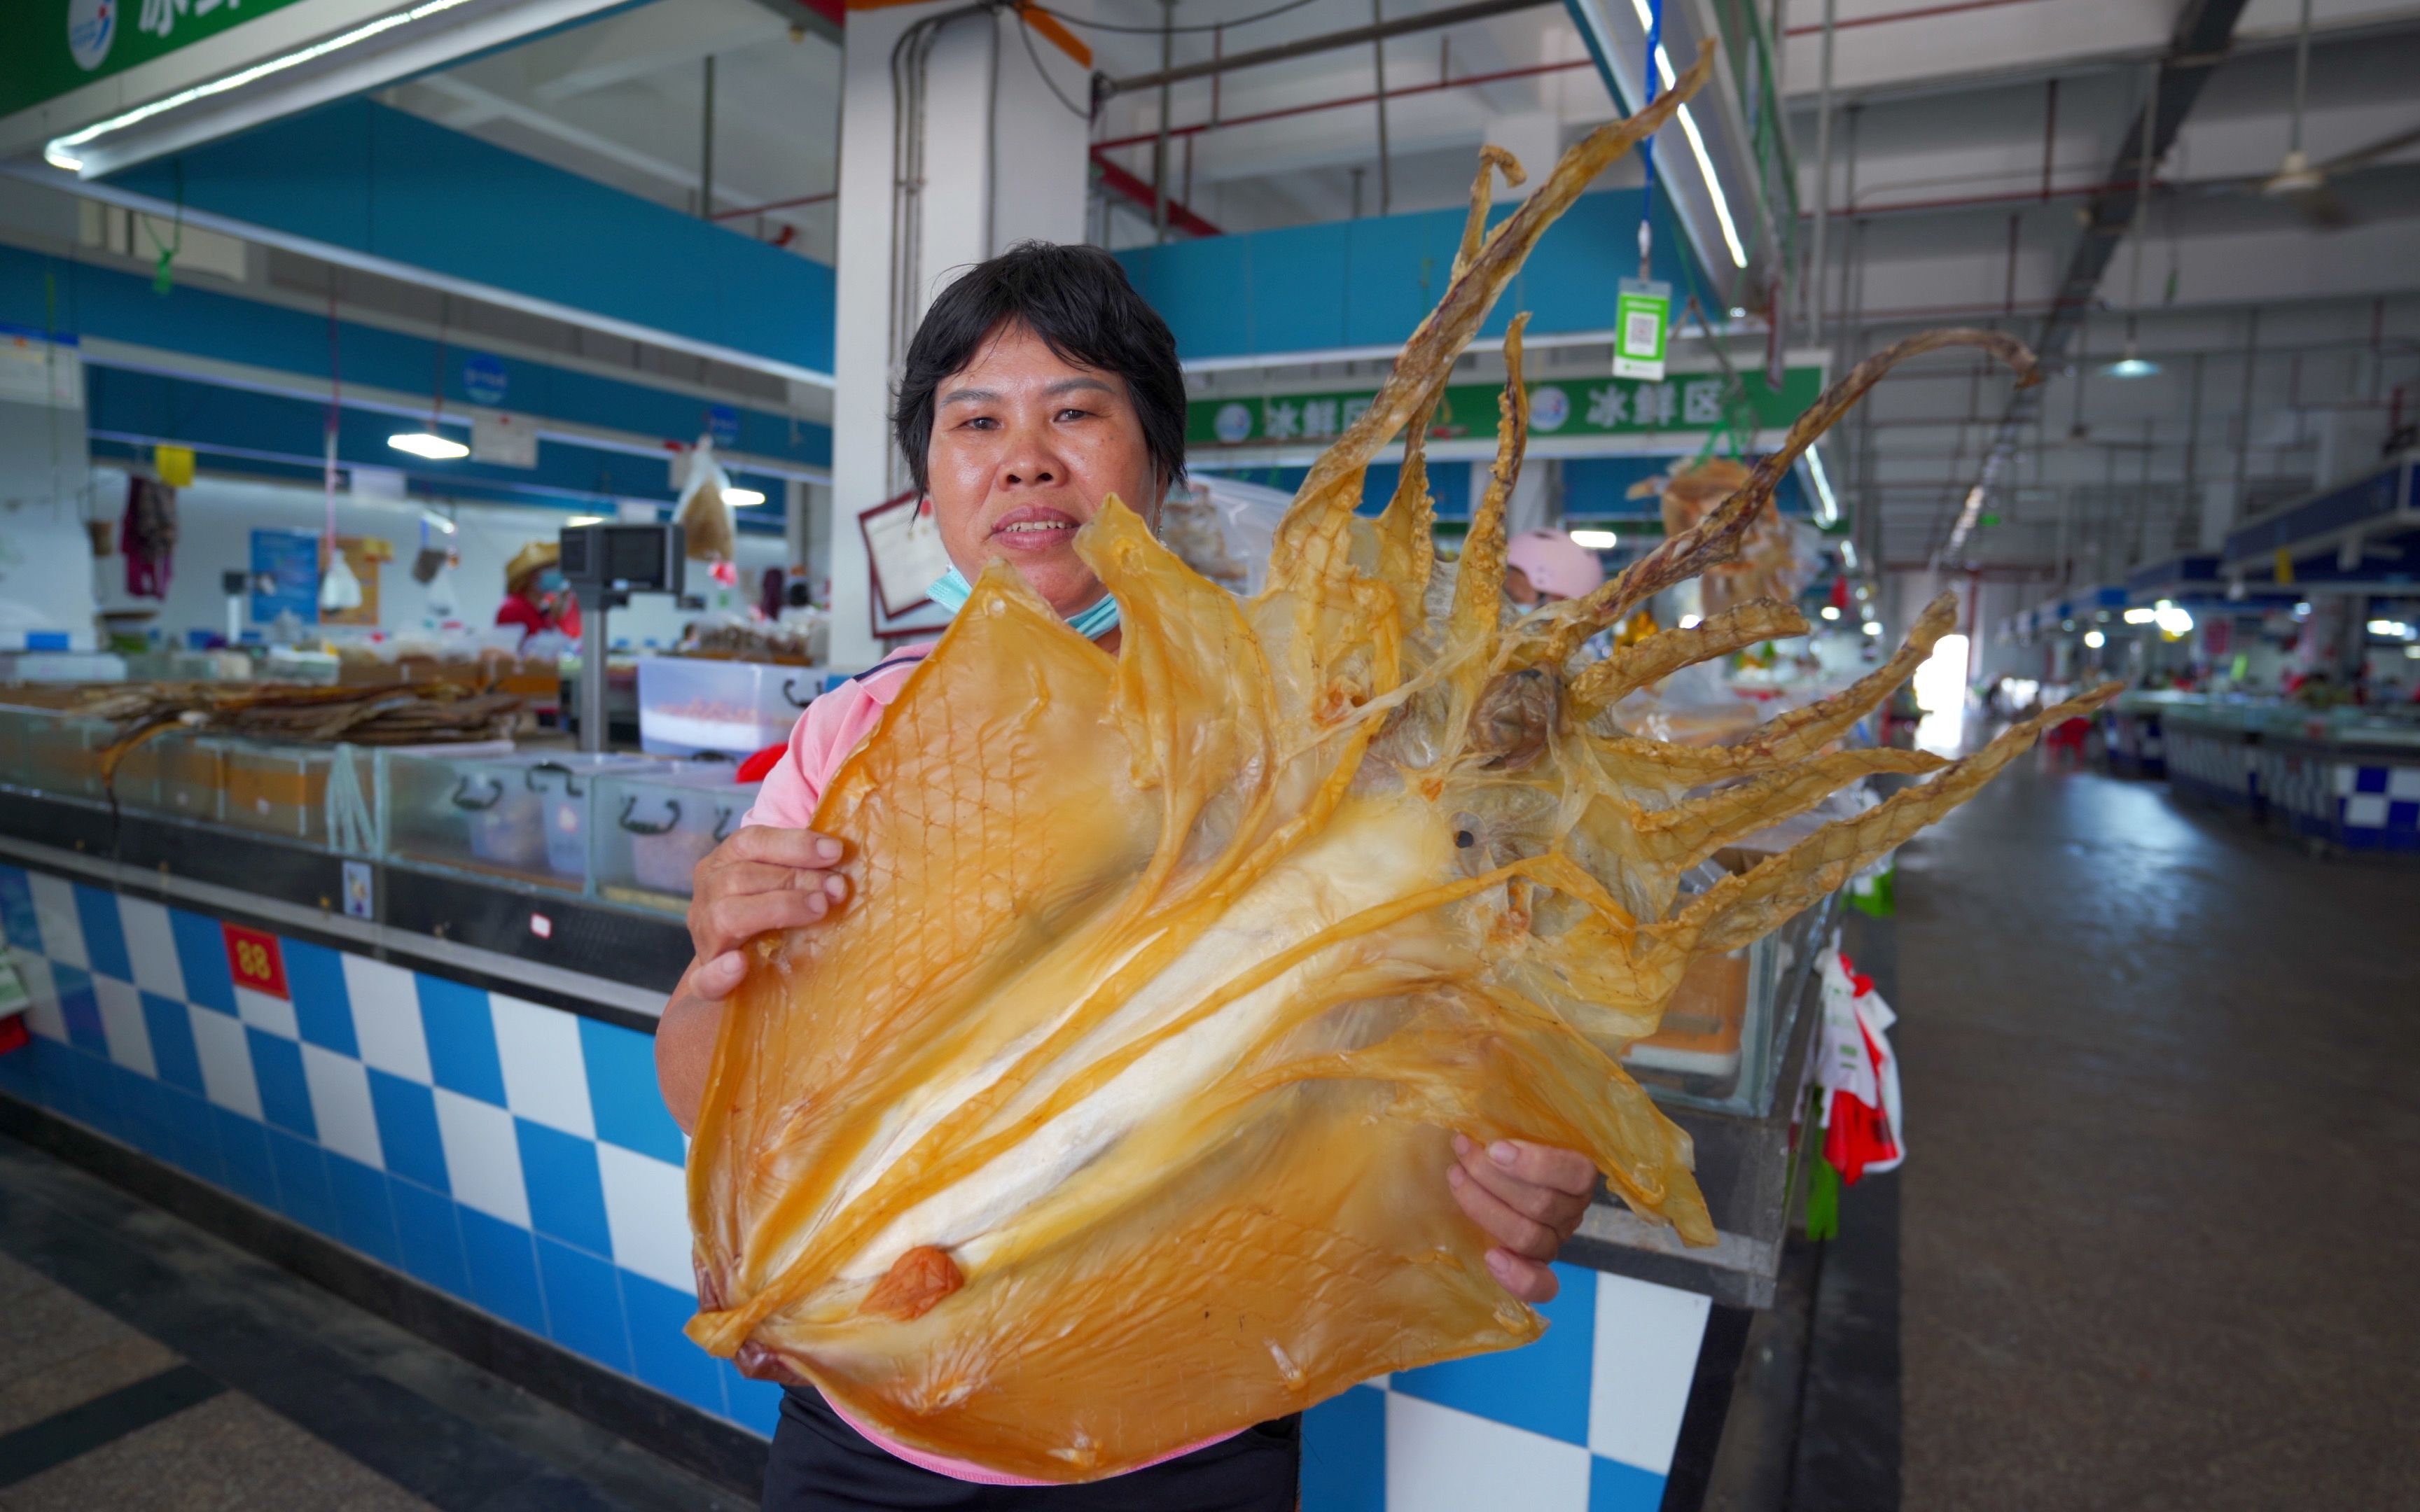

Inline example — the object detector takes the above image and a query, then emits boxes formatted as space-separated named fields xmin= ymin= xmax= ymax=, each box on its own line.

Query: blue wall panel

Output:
xmin=0 ymin=245 xmax=827 ymax=471
xmin=109 ymin=100 xmax=836 ymax=378
xmin=84 ymin=367 xmax=795 ymax=512
xmin=1120 ymin=190 xmax=1712 ymax=363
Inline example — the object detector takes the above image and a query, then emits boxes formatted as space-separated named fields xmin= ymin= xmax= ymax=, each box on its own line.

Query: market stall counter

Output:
xmin=0 ymin=702 xmax=1828 ymax=1508
xmin=2162 ymin=697 xmax=2420 ymax=850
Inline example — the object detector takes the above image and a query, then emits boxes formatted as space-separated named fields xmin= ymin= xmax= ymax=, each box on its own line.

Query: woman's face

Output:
xmin=925 ymin=321 xmax=1163 ymax=620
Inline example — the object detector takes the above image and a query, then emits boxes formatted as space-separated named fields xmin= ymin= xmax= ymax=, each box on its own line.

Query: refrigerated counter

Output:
xmin=0 ymin=700 xmax=1832 ymax=1506
xmin=2162 ymin=697 xmax=2420 ymax=850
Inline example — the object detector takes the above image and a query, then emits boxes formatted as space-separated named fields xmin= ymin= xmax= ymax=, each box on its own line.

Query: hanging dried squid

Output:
xmin=686 ymin=41 xmax=2117 ymax=1481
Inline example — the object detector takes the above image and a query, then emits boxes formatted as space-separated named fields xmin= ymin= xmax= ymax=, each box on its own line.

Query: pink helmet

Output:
xmin=1505 ymin=528 xmax=1608 ymax=601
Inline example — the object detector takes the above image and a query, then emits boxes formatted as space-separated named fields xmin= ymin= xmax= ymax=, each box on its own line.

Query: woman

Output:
xmin=494 ymin=540 xmax=583 ymax=641
xmin=655 ymin=243 xmax=1598 ymax=1511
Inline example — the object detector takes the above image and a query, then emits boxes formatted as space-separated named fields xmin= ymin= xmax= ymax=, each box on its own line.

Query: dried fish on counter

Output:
xmin=74 ymin=680 xmax=523 ymax=782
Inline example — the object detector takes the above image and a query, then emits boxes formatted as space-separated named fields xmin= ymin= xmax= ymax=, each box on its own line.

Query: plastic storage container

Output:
xmin=636 ymin=657 xmax=814 ymax=757
xmin=591 ymin=766 xmax=761 ymax=912
xmin=383 ymin=750 xmax=663 ymax=889
xmin=113 ymin=732 xmax=225 ymax=822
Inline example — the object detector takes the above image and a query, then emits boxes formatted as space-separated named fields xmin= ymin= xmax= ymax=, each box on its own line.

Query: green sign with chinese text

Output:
xmin=1188 ymin=365 xmax=1825 ymax=451
xmin=2 ymin=0 xmax=314 ymax=125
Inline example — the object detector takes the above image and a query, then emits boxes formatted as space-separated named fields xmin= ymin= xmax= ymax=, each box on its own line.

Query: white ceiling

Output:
xmin=382 ymin=0 xmax=2420 ymax=580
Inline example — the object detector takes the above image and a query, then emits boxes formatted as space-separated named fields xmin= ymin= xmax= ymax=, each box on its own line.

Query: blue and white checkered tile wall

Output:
xmin=0 ymin=861 xmax=782 ymax=1438
xmin=2322 ymin=763 xmax=2420 ymax=846
xmin=0 ymin=861 xmax=1712 ymax=1508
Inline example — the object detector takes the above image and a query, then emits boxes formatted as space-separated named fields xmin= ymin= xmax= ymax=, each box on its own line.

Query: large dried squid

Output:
xmin=686 ymin=42 xmax=2117 ymax=1480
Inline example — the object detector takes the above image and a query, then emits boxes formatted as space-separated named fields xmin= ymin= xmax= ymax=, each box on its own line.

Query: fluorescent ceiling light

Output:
xmin=1806 ymin=447 xmax=1839 ymax=525
xmin=1819 ymin=604 xmax=1841 ymax=621
xmin=45 ymin=0 xmax=480 ymax=174
xmin=1862 ymin=621 xmax=1883 ymax=636
xmin=1840 ymin=539 xmax=1859 ymax=569
xmin=723 ymin=487 xmax=768 ymax=507
xmin=2102 ymin=356 xmax=2162 ymax=379
xmin=388 ymin=430 xmax=468 ymax=460
xmin=2369 ymin=618 xmax=2414 ymax=639
xmin=421 ymin=510 xmax=457 ymax=534
xmin=1608 ymin=1 xmax=1748 ymax=270
xmin=2084 ymin=629 xmax=2106 ymax=648
xmin=1569 ymin=528 xmax=1620 ymax=549
xmin=564 ymin=514 xmax=606 ymax=526
xmin=2154 ymin=603 xmax=2195 ymax=637
xmin=2123 ymin=607 xmax=2157 ymax=624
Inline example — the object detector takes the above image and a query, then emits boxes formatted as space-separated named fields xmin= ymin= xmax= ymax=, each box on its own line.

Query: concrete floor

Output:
xmin=1893 ymin=752 xmax=2420 ymax=1509
xmin=0 ymin=1133 xmax=749 ymax=1512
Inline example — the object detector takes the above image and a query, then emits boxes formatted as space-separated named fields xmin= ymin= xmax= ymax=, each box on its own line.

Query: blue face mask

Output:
xmin=929 ymin=567 xmax=1122 ymax=641
xmin=536 ymin=568 xmax=567 ymax=594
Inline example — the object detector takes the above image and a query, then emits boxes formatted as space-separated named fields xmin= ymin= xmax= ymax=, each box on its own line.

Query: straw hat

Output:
xmin=505 ymin=540 xmax=559 ymax=593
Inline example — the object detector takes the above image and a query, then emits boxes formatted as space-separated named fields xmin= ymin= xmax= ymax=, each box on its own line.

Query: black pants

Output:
xmin=763 ymin=1387 xmax=1301 ymax=1511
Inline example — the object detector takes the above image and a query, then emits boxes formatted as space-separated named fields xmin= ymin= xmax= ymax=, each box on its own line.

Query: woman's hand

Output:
xmin=656 ymin=826 xmax=852 ymax=1133
xmin=1447 ymin=1134 xmax=1598 ymax=1303
xmin=686 ymin=825 xmax=852 ymax=998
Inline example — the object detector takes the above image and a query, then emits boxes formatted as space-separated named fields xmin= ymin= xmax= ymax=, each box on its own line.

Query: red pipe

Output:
xmin=1786 ymin=0 xmax=2041 ymax=38
xmin=1090 ymin=153 xmax=1224 ymax=237
xmin=1094 ymin=58 xmax=1591 ymax=152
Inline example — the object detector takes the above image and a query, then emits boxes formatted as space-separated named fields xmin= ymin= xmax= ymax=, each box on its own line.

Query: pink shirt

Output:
xmin=735 ymin=640 xmax=1237 ymax=1483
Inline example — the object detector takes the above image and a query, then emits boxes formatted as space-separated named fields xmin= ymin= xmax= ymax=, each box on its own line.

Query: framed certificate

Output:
xmin=858 ymin=490 xmax=956 ymax=620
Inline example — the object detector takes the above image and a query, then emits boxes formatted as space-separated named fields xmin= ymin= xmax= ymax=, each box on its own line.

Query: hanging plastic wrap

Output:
xmin=1157 ymin=474 xmax=1291 ymax=596
xmin=677 ymin=438 xmax=739 ymax=564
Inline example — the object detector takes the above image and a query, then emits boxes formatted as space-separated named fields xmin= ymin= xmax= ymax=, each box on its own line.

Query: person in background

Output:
xmin=1503 ymin=526 xmax=1605 ymax=610
xmin=495 ymin=540 xmax=583 ymax=641
xmin=1505 ymin=526 xmax=1615 ymax=660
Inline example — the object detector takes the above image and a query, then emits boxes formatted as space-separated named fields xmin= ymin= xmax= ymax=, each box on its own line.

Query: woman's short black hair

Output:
xmin=892 ymin=241 xmax=1188 ymax=500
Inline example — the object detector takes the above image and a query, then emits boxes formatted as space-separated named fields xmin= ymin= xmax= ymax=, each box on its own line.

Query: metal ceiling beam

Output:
xmin=1932 ymin=0 xmax=2255 ymax=568
xmin=1108 ymin=0 xmax=1557 ymax=95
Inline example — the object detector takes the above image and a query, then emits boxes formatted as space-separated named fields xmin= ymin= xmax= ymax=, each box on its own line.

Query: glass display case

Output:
xmin=112 ymin=732 xmax=226 ymax=823
xmin=382 ymin=750 xmax=666 ymax=890
xmin=218 ymin=740 xmax=357 ymax=843
xmin=1622 ymin=899 xmax=1832 ymax=1119
xmin=591 ymin=766 xmax=762 ymax=913
xmin=0 ymin=704 xmax=114 ymax=800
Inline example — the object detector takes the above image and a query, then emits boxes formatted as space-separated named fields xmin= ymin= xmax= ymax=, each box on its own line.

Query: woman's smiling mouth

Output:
xmin=989 ymin=507 xmax=1081 ymax=551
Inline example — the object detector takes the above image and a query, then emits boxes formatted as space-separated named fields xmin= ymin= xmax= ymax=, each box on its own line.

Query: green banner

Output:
xmin=1188 ymin=365 xmax=1824 ymax=451
xmin=3 ymin=0 xmax=314 ymax=123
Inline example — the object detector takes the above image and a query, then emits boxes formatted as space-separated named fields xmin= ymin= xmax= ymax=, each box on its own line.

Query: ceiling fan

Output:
xmin=2243 ymin=0 xmax=2420 ymax=229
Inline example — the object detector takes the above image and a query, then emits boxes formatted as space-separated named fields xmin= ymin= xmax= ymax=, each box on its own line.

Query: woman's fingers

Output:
xmin=713 ymin=826 xmax=844 ymax=870
xmin=690 ymin=950 xmax=749 ymax=1002
xmin=703 ymin=860 xmax=844 ymax=902
xmin=686 ymin=827 xmax=856 ymax=960
xmin=1452 ymin=1135 xmax=1595 ymax=1236
xmin=1473 ymin=1136 xmax=1599 ymax=1197
xmin=1484 ymin=1249 xmax=1560 ymax=1303
xmin=695 ymin=888 xmax=835 ymax=959
xmin=1447 ymin=1161 xmax=1559 ymax=1261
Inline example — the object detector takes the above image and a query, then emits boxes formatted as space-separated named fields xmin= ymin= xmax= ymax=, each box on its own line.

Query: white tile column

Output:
xmin=826 ymin=0 xmax=1094 ymax=669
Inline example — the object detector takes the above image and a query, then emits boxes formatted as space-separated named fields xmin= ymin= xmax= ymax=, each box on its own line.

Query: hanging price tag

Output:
xmin=1613 ymin=278 xmax=1671 ymax=381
